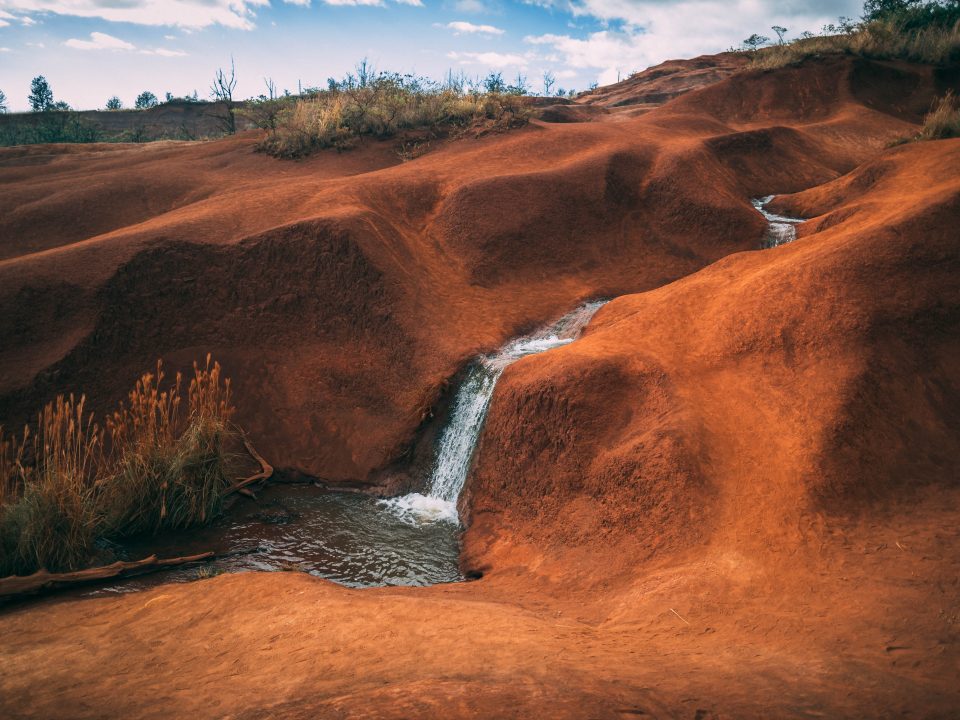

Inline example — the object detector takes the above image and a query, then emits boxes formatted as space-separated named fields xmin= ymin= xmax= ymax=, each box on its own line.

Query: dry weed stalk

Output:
xmin=1 ymin=356 xmax=240 ymax=576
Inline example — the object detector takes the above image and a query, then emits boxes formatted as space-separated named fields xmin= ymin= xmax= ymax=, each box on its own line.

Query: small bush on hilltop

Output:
xmin=918 ymin=89 xmax=960 ymax=137
xmin=745 ymin=0 xmax=960 ymax=69
xmin=0 ymin=356 xmax=239 ymax=577
xmin=251 ymin=62 xmax=532 ymax=159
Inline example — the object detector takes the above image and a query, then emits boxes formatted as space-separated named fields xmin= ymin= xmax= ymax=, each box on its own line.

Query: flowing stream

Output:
xmin=97 ymin=301 xmax=606 ymax=593
xmin=752 ymin=195 xmax=804 ymax=247
xmin=90 ymin=196 xmax=798 ymax=595
xmin=380 ymin=300 xmax=608 ymax=525
xmin=94 ymin=201 xmax=795 ymax=595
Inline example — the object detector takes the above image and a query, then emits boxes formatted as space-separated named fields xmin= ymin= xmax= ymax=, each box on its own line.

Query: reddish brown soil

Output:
xmin=0 ymin=54 xmax=958 ymax=718
xmin=578 ymin=52 xmax=750 ymax=113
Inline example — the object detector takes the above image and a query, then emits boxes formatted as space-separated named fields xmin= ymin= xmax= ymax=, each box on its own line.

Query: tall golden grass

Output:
xmin=0 ymin=356 xmax=237 ymax=577
xmin=253 ymin=74 xmax=531 ymax=158
xmin=918 ymin=90 xmax=960 ymax=139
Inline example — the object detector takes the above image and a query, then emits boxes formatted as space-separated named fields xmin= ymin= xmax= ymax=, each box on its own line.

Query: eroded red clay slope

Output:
xmin=0 ymin=55 xmax=958 ymax=719
xmin=1 ymin=55 xmax=949 ymax=490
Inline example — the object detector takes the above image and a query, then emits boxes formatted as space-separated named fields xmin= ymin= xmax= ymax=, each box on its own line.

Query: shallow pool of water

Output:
xmin=94 ymin=484 xmax=463 ymax=594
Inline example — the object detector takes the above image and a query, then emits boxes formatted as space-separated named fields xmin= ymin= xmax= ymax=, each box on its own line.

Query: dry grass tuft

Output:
xmin=748 ymin=18 xmax=960 ymax=70
xmin=1 ymin=396 xmax=102 ymax=575
xmin=101 ymin=356 xmax=236 ymax=537
xmin=253 ymin=70 xmax=531 ymax=159
xmin=0 ymin=356 xmax=239 ymax=577
xmin=918 ymin=90 xmax=960 ymax=139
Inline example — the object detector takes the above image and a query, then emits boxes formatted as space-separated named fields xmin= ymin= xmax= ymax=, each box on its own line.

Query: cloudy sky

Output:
xmin=0 ymin=1 xmax=861 ymax=111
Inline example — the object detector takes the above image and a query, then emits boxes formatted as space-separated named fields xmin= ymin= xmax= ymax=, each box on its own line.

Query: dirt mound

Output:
xmin=578 ymin=52 xmax=749 ymax=111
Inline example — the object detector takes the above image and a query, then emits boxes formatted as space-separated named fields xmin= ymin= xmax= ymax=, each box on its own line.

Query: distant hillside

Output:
xmin=0 ymin=100 xmax=257 ymax=144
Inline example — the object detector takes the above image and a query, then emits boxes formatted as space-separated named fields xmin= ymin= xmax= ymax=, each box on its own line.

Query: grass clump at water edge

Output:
xmin=0 ymin=356 xmax=239 ymax=577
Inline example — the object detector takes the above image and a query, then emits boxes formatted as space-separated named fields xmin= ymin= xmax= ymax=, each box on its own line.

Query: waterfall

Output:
xmin=752 ymin=196 xmax=804 ymax=247
xmin=382 ymin=300 xmax=607 ymax=525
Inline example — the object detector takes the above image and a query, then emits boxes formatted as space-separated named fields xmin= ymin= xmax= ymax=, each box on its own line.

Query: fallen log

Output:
xmin=0 ymin=551 xmax=214 ymax=598
xmin=225 ymin=436 xmax=274 ymax=497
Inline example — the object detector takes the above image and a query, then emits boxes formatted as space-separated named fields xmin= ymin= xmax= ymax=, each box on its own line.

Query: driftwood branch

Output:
xmin=225 ymin=436 xmax=274 ymax=497
xmin=0 ymin=552 xmax=214 ymax=598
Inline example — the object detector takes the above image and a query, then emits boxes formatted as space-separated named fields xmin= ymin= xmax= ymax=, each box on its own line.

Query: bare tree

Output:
xmin=264 ymin=77 xmax=277 ymax=101
xmin=771 ymin=25 xmax=788 ymax=44
xmin=211 ymin=56 xmax=238 ymax=134
xmin=542 ymin=70 xmax=555 ymax=97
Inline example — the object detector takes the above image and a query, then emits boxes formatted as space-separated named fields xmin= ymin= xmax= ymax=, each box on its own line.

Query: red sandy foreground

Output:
xmin=1 ymin=55 xmax=959 ymax=718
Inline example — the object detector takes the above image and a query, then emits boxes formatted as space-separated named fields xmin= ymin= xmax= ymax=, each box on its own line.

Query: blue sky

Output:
xmin=0 ymin=1 xmax=861 ymax=112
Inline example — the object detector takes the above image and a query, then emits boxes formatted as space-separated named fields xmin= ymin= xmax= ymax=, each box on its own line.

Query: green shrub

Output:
xmin=0 ymin=111 xmax=102 ymax=146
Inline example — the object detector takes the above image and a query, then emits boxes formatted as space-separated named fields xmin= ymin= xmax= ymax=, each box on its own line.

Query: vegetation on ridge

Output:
xmin=742 ymin=0 xmax=960 ymax=69
xmin=247 ymin=62 xmax=533 ymax=159
xmin=0 ymin=356 xmax=238 ymax=578
xmin=918 ymin=89 xmax=960 ymax=138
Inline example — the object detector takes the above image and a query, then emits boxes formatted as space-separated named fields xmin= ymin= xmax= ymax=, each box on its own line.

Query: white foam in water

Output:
xmin=752 ymin=195 xmax=804 ymax=248
xmin=380 ymin=492 xmax=460 ymax=524
xmin=381 ymin=300 xmax=607 ymax=525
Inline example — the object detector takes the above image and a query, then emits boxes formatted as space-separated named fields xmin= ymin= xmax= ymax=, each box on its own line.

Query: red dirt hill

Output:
xmin=0 ymin=55 xmax=946 ymax=490
xmin=0 ymin=54 xmax=958 ymax=718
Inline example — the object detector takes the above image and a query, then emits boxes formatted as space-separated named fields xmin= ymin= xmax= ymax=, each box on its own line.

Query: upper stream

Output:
xmin=752 ymin=195 xmax=804 ymax=247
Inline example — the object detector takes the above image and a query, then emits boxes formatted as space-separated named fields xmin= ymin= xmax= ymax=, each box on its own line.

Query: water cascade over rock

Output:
xmin=382 ymin=301 xmax=607 ymax=524
xmin=752 ymin=196 xmax=804 ymax=247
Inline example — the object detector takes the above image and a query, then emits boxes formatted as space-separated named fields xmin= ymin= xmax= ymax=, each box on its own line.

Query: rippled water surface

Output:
xmin=96 ymin=484 xmax=463 ymax=594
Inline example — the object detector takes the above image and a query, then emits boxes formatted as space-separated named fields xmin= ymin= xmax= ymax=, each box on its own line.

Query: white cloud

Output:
xmin=524 ymin=0 xmax=860 ymax=85
xmin=19 ymin=13 xmax=33 ymax=24
xmin=0 ymin=1 xmax=270 ymax=30
xmin=441 ymin=20 xmax=504 ymax=35
xmin=318 ymin=0 xmax=423 ymax=5
xmin=0 ymin=46 xmax=11 ymax=52
xmin=163 ymin=34 xmax=177 ymax=40
xmin=143 ymin=48 xmax=189 ymax=57
xmin=447 ymin=50 xmax=535 ymax=68
xmin=454 ymin=0 xmax=489 ymax=11
xmin=65 ymin=31 xmax=136 ymax=51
